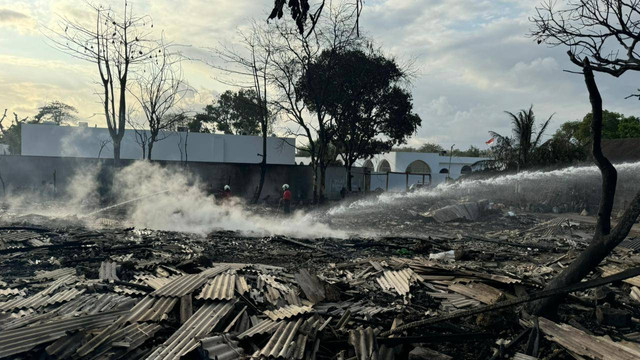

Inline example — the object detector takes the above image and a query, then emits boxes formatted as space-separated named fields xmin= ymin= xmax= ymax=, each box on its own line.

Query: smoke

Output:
xmin=5 ymin=161 xmax=343 ymax=239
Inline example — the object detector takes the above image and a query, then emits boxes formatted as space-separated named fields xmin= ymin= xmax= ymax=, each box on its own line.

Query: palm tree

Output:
xmin=490 ymin=105 xmax=553 ymax=169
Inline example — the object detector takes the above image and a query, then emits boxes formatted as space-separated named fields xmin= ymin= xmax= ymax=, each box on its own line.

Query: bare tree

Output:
xmin=211 ymin=23 xmax=273 ymax=203
xmin=268 ymin=2 xmax=361 ymax=202
xmin=132 ymin=40 xmax=191 ymax=160
xmin=530 ymin=0 xmax=640 ymax=316
xmin=47 ymin=1 xmax=156 ymax=165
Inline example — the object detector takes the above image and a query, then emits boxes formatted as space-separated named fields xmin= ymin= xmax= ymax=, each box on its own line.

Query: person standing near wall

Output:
xmin=282 ymin=184 xmax=292 ymax=214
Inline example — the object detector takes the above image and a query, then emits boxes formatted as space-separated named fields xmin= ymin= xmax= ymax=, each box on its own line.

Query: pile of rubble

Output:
xmin=1 ymin=213 xmax=640 ymax=359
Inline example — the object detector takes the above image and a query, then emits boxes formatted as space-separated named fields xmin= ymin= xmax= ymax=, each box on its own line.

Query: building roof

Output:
xmin=602 ymin=138 xmax=640 ymax=163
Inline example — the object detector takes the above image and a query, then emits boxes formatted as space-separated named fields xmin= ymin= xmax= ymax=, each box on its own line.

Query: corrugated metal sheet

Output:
xmin=84 ymin=322 xmax=162 ymax=359
xmin=0 ymin=286 xmax=84 ymax=311
xmin=100 ymin=261 xmax=120 ymax=281
xmin=236 ymin=275 xmax=250 ymax=295
xmin=264 ymin=305 xmax=314 ymax=321
xmin=52 ymin=293 xmax=135 ymax=317
xmin=133 ymin=274 xmax=179 ymax=289
xmin=146 ymin=300 xmax=236 ymax=360
xmin=197 ymin=273 xmax=237 ymax=300
xmin=257 ymin=316 xmax=323 ymax=359
xmin=126 ymin=295 xmax=178 ymax=323
xmin=376 ymin=268 xmax=421 ymax=296
xmin=0 ymin=309 xmax=130 ymax=359
xmin=151 ymin=265 xmax=231 ymax=297
xmin=200 ymin=335 xmax=245 ymax=360
xmin=0 ymin=288 xmax=26 ymax=297
xmin=348 ymin=327 xmax=379 ymax=360
xmin=238 ymin=319 xmax=281 ymax=339
xmin=34 ymin=267 xmax=76 ymax=280
xmin=621 ymin=238 xmax=640 ymax=250
xmin=513 ymin=353 xmax=538 ymax=360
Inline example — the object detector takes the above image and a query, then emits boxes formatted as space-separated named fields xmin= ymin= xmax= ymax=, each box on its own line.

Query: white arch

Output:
xmin=406 ymin=160 xmax=431 ymax=174
xmin=363 ymin=159 xmax=374 ymax=170
xmin=377 ymin=160 xmax=391 ymax=173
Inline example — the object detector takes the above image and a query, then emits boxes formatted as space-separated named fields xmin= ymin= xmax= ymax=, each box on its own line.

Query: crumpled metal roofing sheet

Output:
xmin=0 ymin=286 xmax=84 ymax=311
xmin=257 ymin=316 xmax=323 ymax=359
xmin=133 ymin=274 xmax=179 ymax=289
xmin=99 ymin=261 xmax=120 ymax=281
xmin=197 ymin=273 xmax=237 ymax=300
xmin=53 ymin=293 xmax=135 ymax=317
xmin=264 ymin=305 xmax=314 ymax=321
xmin=84 ymin=322 xmax=162 ymax=359
xmin=34 ymin=267 xmax=77 ymax=280
xmin=200 ymin=335 xmax=245 ymax=360
xmin=0 ymin=309 xmax=129 ymax=359
xmin=151 ymin=265 xmax=231 ymax=297
xmin=348 ymin=327 xmax=379 ymax=360
xmin=0 ymin=288 xmax=26 ymax=297
xmin=238 ymin=319 xmax=281 ymax=339
xmin=146 ymin=300 xmax=236 ymax=360
xmin=376 ymin=268 xmax=421 ymax=296
xmin=126 ymin=295 xmax=178 ymax=323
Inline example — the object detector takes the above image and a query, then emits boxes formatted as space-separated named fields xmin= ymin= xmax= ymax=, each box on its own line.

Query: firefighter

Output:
xmin=282 ymin=184 xmax=292 ymax=214
xmin=222 ymin=185 xmax=232 ymax=202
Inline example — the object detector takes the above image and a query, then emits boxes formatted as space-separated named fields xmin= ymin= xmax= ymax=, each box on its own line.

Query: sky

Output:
xmin=1 ymin=0 xmax=639 ymax=149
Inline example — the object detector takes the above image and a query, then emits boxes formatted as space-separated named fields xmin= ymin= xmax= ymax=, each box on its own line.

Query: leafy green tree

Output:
xmin=618 ymin=116 xmax=640 ymax=138
xmin=0 ymin=110 xmax=31 ymax=154
xmin=490 ymin=105 xmax=553 ymax=169
xmin=34 ymin=101 xmax=77 ymax=125
xmin=306 ymin=48 xmax=421 ymax=190
xmin=196 ymin=90 xmax=263 ymax=135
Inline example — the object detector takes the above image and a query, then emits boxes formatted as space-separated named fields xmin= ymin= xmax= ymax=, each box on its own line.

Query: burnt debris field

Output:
xmin=1 ymin=193 xmax=640 ymax=360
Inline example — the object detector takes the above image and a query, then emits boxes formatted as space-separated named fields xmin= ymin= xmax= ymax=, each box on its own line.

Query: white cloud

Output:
xmin=1 ymin=0 xmax=640 ymax=148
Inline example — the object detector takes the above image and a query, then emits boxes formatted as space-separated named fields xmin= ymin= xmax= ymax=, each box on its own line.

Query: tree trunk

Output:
xmin=253 ymin=128 xmax=268 ymax=204
xmin=346 ymin=163 xmax=353 ymax=192
xmin=112 ymin=138 xmax=121 ymax=167
xmin=147 ymin=140 xmax=154 ymax=161
xmin=319 ymin=164 xmax=327 ymax=204
xmin=529 ymin=59 xmax=640 ymax=316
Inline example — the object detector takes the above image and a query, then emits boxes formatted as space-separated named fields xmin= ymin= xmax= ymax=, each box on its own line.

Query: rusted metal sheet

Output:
xmin=258 ymin=316 xmax=324 ymax=359
xmin=126 ymin=295 xmax=178 ymax=323
xmin=99 ymin=261 xmax=120 ymax=281
xmin=146 ymin=300 xmax=236 ymax=360
xmin=238 ymin=319 xmax=281 ymax=339
xmin=264 ymin=305 xmax=314 ymax=321
xmin=152 ymin=265 xmax=231 ymax=297
xmin=200 ymin=335 xmax=245 ymax=360
xmin=348 ymin=327 xmax=379 ymax=360
xmin=197 ymin=273 xmax=237 ymax=300
xmin=0 ymin=309 xmax=129 ymax=359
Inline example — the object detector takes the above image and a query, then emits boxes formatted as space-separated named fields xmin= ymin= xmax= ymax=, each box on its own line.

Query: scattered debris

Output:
xmin=0 ymin=208 xmax=639 ymax=359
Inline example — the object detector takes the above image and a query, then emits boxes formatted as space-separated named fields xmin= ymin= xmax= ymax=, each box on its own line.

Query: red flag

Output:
xmin=486 ymin=138 xmax=495 ymax=145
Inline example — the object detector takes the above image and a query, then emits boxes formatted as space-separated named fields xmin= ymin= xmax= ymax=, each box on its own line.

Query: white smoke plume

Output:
xmin=101 ymin=162 xmax=347 ymax=238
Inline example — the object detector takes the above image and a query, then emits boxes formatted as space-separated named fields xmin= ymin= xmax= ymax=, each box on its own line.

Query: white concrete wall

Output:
xmin=356 ymin=151 xmax=489 ymax=189
xmin=21 ymin=124 xmax=295 ymax=165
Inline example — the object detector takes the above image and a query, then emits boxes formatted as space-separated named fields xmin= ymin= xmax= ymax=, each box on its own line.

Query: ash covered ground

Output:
xmin=1 ymin=163 xmax=640 ymax=359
